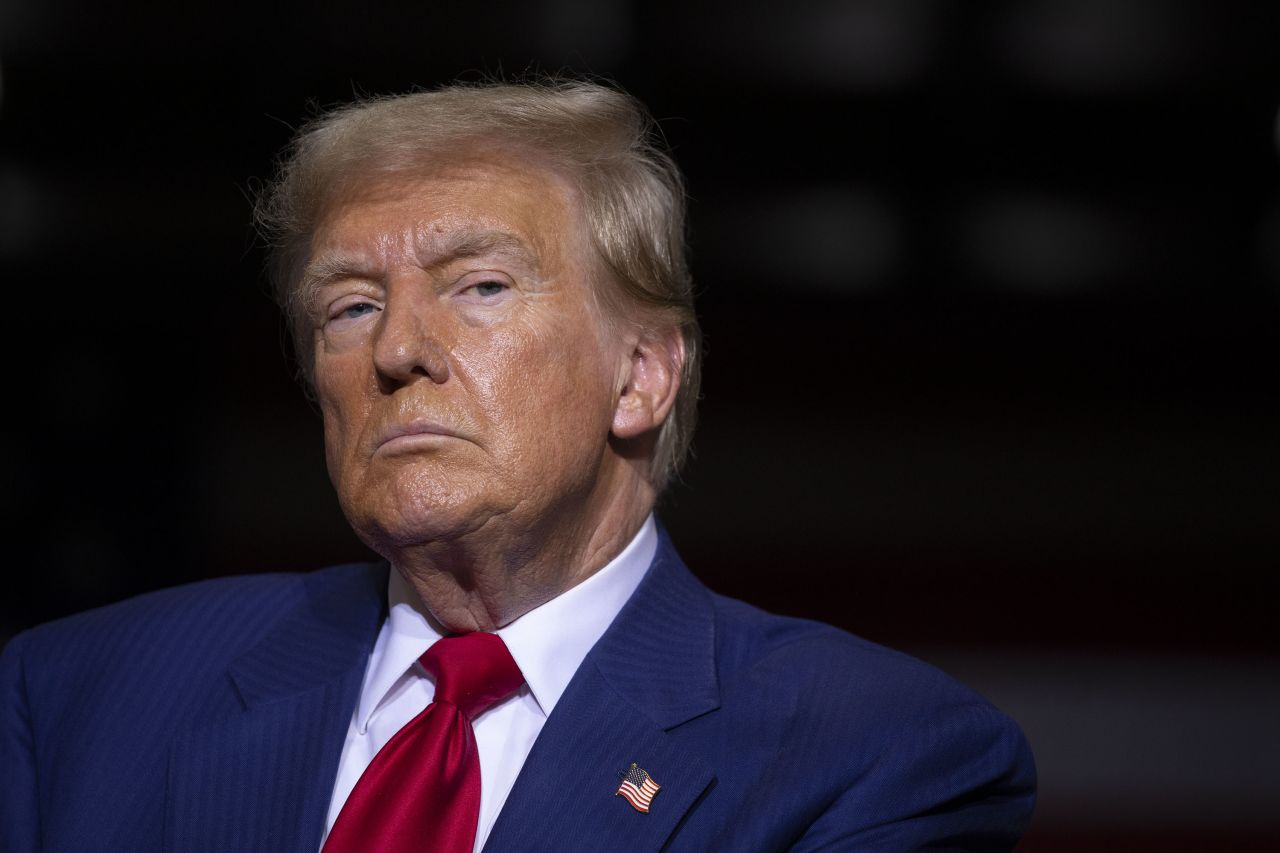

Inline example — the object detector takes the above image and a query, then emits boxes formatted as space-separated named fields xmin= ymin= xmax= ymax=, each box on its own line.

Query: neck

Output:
xmin=389 ymin=473 xmax=654 ymax=633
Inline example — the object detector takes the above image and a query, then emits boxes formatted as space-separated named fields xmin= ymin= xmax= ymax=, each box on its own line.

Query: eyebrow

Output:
xmin=297 ymin=228 xmax=542 ymax=312
xmin=436 ymin=230 xmax=539 ymax=267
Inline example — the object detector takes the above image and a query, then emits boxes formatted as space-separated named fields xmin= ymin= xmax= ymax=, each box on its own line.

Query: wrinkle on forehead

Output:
xmin=299 ymin=224 xmax=557 ymax=319
xmin=297 ymin=156 xmax=594 ymax=318
xmin=304 ymin=226 xmax=542 ymax=283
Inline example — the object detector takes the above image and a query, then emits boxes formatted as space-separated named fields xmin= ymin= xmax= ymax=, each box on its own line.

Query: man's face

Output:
xmin=305 ymin=155 xmax=628 ymax=553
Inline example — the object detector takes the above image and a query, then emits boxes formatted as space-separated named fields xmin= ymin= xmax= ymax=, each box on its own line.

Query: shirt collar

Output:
xmin=356 ymin=515 xmax=657 ymax=732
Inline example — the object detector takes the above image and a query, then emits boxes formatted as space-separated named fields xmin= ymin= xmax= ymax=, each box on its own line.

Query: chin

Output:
xmin=340 ymin=469 xmax=507 ymax=552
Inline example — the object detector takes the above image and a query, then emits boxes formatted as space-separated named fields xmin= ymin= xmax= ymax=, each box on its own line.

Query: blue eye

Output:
xmin=341 ymin=302 xmax=378 ymax=319
xmin=471 ymin=281 xmax=507 ymax=297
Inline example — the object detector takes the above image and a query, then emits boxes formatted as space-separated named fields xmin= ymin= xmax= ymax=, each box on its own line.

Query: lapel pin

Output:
xmin=615 ymin=762 xmax=662 ymax=813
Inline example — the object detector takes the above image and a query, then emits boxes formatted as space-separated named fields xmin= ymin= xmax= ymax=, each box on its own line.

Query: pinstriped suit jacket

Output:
xmin=1 ymin=529 xmax=1035 ymax=852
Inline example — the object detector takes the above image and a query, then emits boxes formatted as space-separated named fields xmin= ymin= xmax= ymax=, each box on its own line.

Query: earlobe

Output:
xmin=612 ymin=327 xmax=684 ymax=440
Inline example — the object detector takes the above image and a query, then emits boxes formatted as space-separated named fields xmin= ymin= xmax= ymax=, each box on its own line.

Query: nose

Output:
xmin=371 ymin=290 xmax=451 ymax=391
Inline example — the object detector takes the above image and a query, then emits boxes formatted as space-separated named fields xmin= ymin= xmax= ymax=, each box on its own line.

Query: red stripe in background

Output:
xmin=1018 ymin=829 xmax=1280 ymax=852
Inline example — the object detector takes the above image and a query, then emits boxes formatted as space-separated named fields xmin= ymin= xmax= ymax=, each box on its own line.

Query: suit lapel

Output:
xmin=484 ymin=534 xmax=720 ymax=852
xmin=164 ymin=563 xmax=388 ymax=853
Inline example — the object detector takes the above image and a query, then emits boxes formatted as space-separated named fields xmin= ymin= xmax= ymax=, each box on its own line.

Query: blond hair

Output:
xmin=256 ymin=79 xmax=700 ymax=490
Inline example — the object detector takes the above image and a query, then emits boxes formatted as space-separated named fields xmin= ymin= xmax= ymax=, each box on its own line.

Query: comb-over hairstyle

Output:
xmin=256 ymin=79 xmax=701 ymax=491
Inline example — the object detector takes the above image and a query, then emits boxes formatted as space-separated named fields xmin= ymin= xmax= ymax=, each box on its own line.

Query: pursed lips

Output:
xmin=374 ymin=419 xmax=464 ymax=454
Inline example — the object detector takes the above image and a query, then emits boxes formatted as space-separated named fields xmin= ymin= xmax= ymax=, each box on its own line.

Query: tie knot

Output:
xmin=419 ymin=632 xmax=524 ymax=720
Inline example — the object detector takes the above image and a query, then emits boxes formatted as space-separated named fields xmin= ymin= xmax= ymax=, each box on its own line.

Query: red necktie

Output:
xmin=323 ymin=632 xmax=525 ymax=853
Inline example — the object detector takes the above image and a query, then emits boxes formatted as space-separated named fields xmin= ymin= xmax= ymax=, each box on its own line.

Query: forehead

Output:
xmin=309 ymin=154 xmax=584 ymax=267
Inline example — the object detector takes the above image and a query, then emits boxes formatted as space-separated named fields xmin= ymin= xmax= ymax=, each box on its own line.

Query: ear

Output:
xmin=611 ymin=325 xmax=684 ymax=440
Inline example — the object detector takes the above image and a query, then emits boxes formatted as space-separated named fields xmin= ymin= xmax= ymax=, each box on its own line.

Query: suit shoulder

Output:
xmin=708 ymin=591 xmax=1023 ymax=739
xmin=705 ymin=592 xmax=1036 ymax=837
xmin=708 ymin=593 xmax=945 ymax=680
xmin=3 ymin=563 xmax=383 ymax=681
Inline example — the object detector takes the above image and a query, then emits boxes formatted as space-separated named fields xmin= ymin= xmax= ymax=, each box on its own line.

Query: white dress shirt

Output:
xmin=321 ymin=515 xmax=658 ymax=852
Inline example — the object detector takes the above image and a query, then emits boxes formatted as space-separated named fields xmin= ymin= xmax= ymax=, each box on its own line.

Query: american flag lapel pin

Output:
xmin=616 ymin=762 xmax=662 ymax=813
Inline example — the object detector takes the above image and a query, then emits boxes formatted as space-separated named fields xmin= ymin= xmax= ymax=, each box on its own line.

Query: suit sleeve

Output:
xmin=789 ymin=700 xmax=1037 ymax=853
xmin=1 ymin=631 xmax=40 ymax=853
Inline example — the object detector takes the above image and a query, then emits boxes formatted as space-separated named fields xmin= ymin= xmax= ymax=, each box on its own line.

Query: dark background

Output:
xmin=2 ymin=1 xmax=1278 ymax=849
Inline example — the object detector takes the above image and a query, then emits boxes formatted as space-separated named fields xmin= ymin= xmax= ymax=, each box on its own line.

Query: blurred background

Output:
xmin=2 ymin=0 xmax=1278 ymax=849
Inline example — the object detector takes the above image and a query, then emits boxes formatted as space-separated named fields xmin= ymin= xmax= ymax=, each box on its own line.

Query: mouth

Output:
xmin=375 ymin=420 xmax=463 ymax=454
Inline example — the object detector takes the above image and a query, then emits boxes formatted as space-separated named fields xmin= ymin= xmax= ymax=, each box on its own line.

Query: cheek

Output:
xmin=480 ymin=319 xmax=604 ymax=404
xmin=314 ymin=360 xmax=370 ymax=472
xmin=319 ymin=402 xmax=346 ymax=481
xmin=487 ymin=328 xmax=617 ymax=466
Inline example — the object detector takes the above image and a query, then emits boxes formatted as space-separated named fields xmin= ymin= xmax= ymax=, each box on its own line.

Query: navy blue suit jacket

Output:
xmin=2 ymin=531 xmax=1035 ymax=851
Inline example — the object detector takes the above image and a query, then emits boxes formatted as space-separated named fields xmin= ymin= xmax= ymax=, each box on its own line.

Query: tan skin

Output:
xmin=304 ymin=154 xmax=683 ymax=632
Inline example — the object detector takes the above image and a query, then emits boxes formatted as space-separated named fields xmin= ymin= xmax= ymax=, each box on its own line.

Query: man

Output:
xmin=1 ymin=80 xmax=1035 ymax=852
